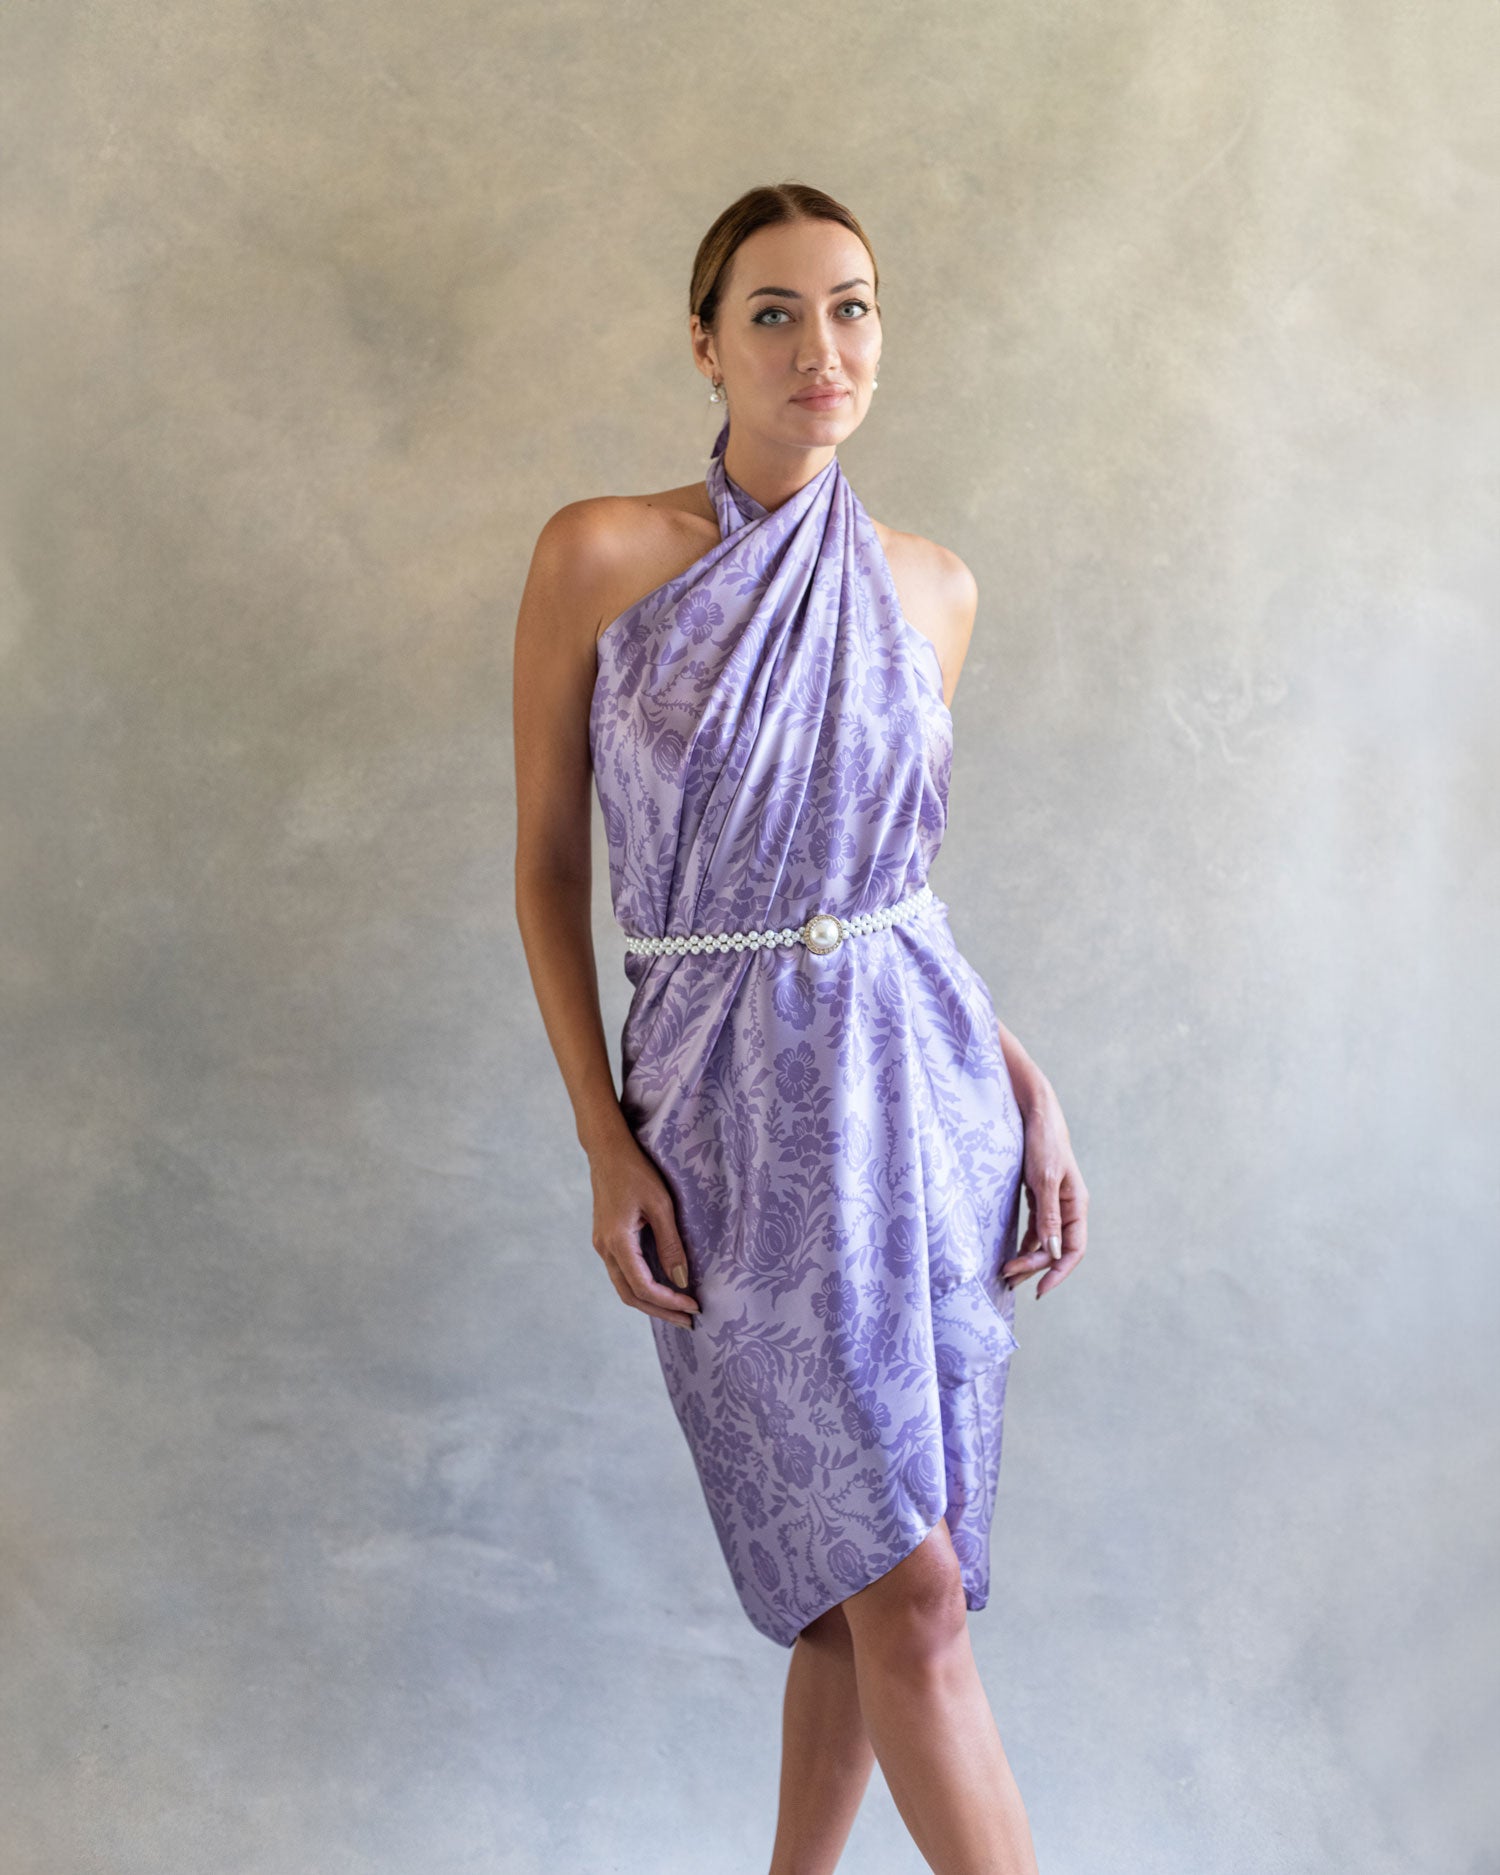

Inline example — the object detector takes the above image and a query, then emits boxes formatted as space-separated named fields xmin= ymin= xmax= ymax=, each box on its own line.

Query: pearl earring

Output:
xmin=709 ymin=379 xmax=725 ymax=403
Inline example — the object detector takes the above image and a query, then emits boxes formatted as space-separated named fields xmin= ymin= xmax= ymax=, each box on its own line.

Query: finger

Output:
xmin=1002 ymin=1249 xmax=1052 ymax=1290
xmin=1035 ymin=1261 xmax=1068 ymax=1296
xmin=1032 ymin=1206 xmax=1087 ymax=1294
xmin=619 ymin=1237 xmax=701 ymax=1317
xmin=645 ymin=1303 xmax=699 ymax=1328
xmin=603 ymin=1258 xmax=637 ymax=1310
xmin=605 ymin=1254 xmax=698 ymax=1328
xmin=644 ymin=1194 xmax=694 ymax=1293
xmin=1022 ymin=1178 xmax=1058 ymax=1245
xmin=1058 ymin=1185 xmax=1088 ymax=1261
xmin=1016 ymin=1197 xmax=1046 ymax=1260
xmin=1002 ymin=1222 xmax=1048 ymax=1280
xmin=1037 ymin=1244 xmax=1084 ymax=1297
xmin=1057 ymin=1209 xmax=1087 ymax=1261
xmin=1031 ymin=1163 xmax=1066 ymax=1262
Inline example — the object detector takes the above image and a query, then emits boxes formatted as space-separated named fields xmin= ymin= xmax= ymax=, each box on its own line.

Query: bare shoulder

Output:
xmin=871 ymin=521 xmax=980 ymax=698
xmin=511 ymin=480 xmax=721 ymax=833
xmin=535 ymin=482 xmax=720 ymax=644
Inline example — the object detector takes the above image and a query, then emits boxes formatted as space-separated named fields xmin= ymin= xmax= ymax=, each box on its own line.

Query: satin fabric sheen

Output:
xmin=588 ymin=413 xmax=1025 ymax=1647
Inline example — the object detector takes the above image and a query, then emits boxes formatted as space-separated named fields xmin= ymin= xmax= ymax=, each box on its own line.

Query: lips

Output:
xmin=792 ymin=387 xmax=849 ymax=405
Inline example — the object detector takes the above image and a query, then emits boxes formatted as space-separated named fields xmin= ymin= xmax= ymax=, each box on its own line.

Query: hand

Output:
xmin=588 ymin=1133 xmax=702 ymax=1330
xmin=1002 ymin=1078 xmax=1089 ymax=1297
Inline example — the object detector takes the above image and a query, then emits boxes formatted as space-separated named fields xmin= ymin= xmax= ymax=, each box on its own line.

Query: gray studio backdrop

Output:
xmin=2 ymin=4 xmax=1495 ymax=1873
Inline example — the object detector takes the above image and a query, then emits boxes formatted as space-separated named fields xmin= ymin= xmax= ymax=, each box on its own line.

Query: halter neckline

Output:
xmin=706 ymin=412 xmax=841 ymax=537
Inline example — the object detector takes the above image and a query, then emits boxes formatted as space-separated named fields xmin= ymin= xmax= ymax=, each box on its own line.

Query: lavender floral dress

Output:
xmin=589 ymin=413 xmax=1025 ymax=1648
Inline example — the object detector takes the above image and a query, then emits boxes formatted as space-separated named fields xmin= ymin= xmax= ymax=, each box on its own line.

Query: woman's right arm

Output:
xmin=512 ymin=505 xmax=700 ymax=1328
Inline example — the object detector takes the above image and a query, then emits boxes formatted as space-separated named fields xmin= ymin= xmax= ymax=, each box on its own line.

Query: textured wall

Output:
xmin=2 ymin=3 xmax=1495 ymax=1872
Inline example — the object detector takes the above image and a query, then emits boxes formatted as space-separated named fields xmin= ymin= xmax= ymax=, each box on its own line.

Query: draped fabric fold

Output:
xmin=589 ymin=414 xmax=1025 ymax=1648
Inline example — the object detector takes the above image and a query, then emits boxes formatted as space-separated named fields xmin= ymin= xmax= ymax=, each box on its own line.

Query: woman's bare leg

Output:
xmin=767 ymin=1602 xmax=877 ymax=1875
xmin=839 ymin=1517 xmax=1039 ymax=1875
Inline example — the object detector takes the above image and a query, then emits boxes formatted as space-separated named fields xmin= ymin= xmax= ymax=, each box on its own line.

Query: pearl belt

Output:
xmin=620 ymin=882 xmax=940 ymax=958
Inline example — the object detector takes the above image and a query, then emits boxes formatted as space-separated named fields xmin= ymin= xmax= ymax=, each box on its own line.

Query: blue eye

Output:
xmin=753 ymin=299 xmax=872 ymax=326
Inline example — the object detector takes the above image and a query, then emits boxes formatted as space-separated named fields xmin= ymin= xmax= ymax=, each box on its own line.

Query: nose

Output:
xmin=796 ymin=317 xmax=844 ymax=372
xmin=797 ymin=348 xmax=842 ymax=379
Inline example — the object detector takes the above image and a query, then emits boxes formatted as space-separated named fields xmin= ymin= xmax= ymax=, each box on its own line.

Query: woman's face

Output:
xmin=693 ymin=218 xmax=882 ymax=446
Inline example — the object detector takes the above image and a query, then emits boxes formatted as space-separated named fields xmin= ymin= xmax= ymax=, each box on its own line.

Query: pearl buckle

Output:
xmin=802 ymin=910 xmax=845 ymax=954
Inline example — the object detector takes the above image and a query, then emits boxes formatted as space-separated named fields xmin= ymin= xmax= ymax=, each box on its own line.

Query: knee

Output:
xmin=843 ymin=1528 xmax=969 ymax=1670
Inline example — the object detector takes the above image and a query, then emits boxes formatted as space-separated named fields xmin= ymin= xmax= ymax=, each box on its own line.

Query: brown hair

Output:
xmin=689 ymin=182 xmax=879 ymax=333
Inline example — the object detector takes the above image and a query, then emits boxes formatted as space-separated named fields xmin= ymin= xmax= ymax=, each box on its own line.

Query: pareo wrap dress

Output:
xmin=589 ymin=414 xmax=1026 ymax=1648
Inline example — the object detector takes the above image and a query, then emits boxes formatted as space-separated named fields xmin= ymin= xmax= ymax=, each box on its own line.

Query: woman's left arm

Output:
xmin=995 ymin=1017 xmax=1090 ymax=1296
xmin=930 ymin=557 xmax=1088 ymax=1294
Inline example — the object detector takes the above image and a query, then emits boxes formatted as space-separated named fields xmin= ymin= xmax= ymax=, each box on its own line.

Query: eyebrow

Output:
xmin=745 ymin=278 xmax=872 ymax=302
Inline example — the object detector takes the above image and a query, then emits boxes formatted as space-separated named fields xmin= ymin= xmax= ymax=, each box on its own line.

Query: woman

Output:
xmin=514 ymin=181 xmax=1088 ymax=1873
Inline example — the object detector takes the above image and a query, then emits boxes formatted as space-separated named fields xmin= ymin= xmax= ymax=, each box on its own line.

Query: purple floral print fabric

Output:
xmin=588 ymin=413 xmax=1025 ymax=1648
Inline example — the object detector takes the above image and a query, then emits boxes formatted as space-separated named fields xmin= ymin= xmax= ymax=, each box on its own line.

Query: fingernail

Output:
xmin=1046 ymin=1235 xmax=1062 ymax=1261
xmin=671 ymin=1266 xmax=690 ymax=1289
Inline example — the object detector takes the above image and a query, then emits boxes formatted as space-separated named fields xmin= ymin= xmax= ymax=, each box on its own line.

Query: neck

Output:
xmin=720 ymin=427 xmax=837 ymax=512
